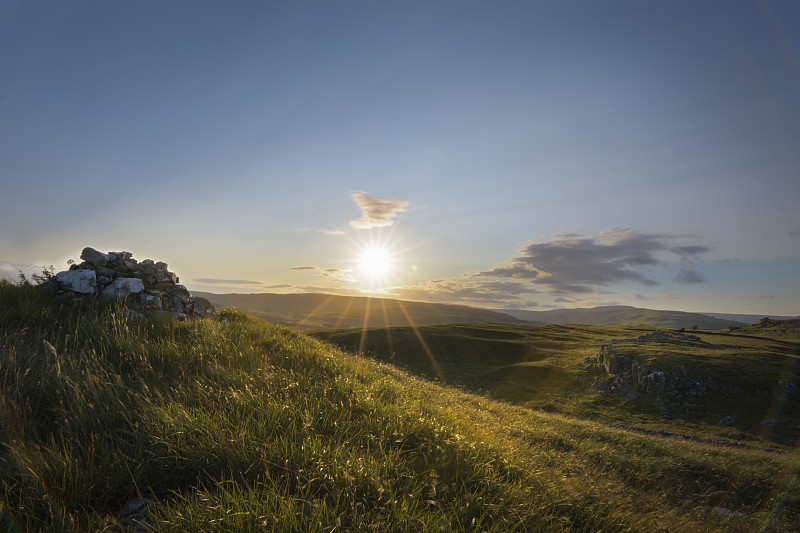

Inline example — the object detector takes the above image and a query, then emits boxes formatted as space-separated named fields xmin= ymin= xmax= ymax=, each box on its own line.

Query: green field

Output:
xmin=1 ymin=282 xmax=798 ymax=531
xmin=312 ymin=323 xmax=800 ymax=447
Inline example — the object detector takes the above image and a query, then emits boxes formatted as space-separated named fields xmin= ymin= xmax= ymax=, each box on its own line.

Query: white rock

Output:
xmin=55 ymin=270 xmax=97 ymax=294
xmin=102 ymin=277 xmax=145 ymax=299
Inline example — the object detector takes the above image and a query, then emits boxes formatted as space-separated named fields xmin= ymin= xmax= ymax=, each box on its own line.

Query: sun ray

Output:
xmin=295 ymin=294 xmax=338 ymax=330
xmin=395 ymin=298 xmax=444 ymax=380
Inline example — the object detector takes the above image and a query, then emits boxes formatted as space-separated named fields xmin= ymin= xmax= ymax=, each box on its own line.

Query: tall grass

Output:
xmin=1 ymin=281 xmax=798 ymax=531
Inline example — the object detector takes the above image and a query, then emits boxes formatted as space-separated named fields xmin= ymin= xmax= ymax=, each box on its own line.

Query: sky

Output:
xmin=1 ymin=0 xmax=798 ymax=315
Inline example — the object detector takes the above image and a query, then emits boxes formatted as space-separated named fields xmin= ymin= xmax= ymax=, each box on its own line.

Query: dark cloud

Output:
xmin=674 ymin=268 xmax=707 ymax=284
xmin=193 ymin=278 xmax=265 ymax=285
xmin=479 ymin=228 xmax=710 ymax=293
xmin=349 ymin=191 xmax=409 ymax=229
xmin=291 ymin=266 xmax=318 ymax=270
xmin=671 ymin=245 xmax=711 ymax=258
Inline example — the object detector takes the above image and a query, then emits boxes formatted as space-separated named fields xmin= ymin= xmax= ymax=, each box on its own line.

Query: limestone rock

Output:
xmin=139 ymin=293 xmax=162 ymax=311
xmin=46 ymin=247 xmax=225 ymax=322
xmin=188 ymin=296 xmax=215 ymax=316
xmin=80 ymin=247 xmax=110 ymax=266
xmin=55 ymin=270 xmax=97 ymax=294
xmin=102 ymin=278 xmax=145 ymax=299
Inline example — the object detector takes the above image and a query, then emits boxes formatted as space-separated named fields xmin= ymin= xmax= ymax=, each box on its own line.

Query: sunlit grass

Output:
xmin=1 ymin=281 xmax=798 ymax=531
xmin=315 ymin=322 xmax=800 ymax=447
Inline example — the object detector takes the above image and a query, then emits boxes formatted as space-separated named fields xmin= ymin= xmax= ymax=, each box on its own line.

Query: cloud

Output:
xmin=792 ymin=229 xmax=800 ymax=239
xmin=193 ymin=278 xmax=266 ymax=285
xmin=631 ymin=292 xmax=681 ymax=301
xmin=478 ymin=228 xmax=710 ymax=293
xmin=0 ymin=261 xmax=49 ymax=281
xmin=292 ymin=265 xmax=356 ymax=283
xmin=674 ymin=268 xmax=707 ymax=284
xmin=394 ymin=278 xmax=538 ymax=305
xmin=349 ymin=191 xmax=410 ymax=229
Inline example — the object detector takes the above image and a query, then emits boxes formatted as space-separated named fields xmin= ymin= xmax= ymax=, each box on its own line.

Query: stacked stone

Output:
xmin=46 ymin=247 xmax=217 ymax=320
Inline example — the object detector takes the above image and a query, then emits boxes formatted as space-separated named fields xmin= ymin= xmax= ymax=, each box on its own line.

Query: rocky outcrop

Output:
xmin=44 ymin=247 xmax=219 ymax=320
xmin=595 ymin=330 xmax=743 ymax=398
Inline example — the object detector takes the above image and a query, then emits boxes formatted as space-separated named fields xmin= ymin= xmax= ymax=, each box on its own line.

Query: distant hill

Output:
xmin=728 ymin=317 xmax=800 ymax=338
xmin=193 ymin=291 xmax=535 ymax=330
xmin=493 ymin=305 xmax=743 ymax=329
xmin=699 ymin=312 xmax=795 ymax=324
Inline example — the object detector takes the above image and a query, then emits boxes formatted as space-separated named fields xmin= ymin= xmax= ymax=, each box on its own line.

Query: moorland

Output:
xmin=1 ymin=281 xmax=798 ymax=531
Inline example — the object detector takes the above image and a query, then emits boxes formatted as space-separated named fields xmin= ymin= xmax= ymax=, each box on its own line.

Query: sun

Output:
xmin=357 ymin=244 xmax=394 ymax=284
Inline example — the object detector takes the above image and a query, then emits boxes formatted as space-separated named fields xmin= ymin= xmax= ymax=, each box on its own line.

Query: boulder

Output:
xmin=55 ymin=270 xmax=97 ymax=294
xmin=188 ymin=296 xmax=215 ymax=316
xmin=80 ymin=247 xmax=110 ymax=266
xmin=139 ymin=293 xmax=162 ymax=311
xmin=102 ymin=278 xmax=145 ymax=299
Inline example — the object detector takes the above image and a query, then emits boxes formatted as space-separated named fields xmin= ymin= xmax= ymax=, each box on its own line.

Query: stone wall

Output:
xmin=44 ymin=247 xmax=218 ymax=320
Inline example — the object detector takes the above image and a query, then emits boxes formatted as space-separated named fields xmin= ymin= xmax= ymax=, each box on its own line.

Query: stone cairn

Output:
xmin=44 ymin=247 xmax=218 ymax=320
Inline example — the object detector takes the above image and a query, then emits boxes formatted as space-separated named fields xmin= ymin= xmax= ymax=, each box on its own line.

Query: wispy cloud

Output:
xmin=292 ymin=265 xmax=356 ymax=283
xmin=394 ymin=279 xmax=538 ymax=305
xmin=193 ymin=278 xmax=266 ymax=285
xmin=349 ymin=191 xmax=409 ymax=229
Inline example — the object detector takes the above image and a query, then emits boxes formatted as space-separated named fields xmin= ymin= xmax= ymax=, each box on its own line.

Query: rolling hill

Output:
xmin=192 ymin=291 xmax=536 ymax=330
xmin=312 ymin=322 xmax=800 ymax=447
xmin=495 ymin=305 xmax=744 ymax=329
xmin=1 ymin=281 xmax=798 ymax=531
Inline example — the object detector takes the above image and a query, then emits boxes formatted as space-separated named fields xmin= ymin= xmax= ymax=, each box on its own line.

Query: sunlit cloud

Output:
xmin=0 ymin=261 xmax=49 ymax=281
xmin=349 ymin=191 xmax=410 ymax=229
xmin=394 ymin=278 xmax=538 ymax=305
xmin=292 ymin=265 xmax=356 ymax=283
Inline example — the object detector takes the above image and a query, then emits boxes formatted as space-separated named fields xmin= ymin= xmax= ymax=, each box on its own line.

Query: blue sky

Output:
xmin=1 ymin=0 xmax=798 ymax=315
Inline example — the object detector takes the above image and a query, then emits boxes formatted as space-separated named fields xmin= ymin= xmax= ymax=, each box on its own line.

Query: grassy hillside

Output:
xmin=313 ymin=323 xmax=800 ymax=447
xmin=498 ymin=305 xmax=742 ymax=329
xmin=728 ymin=317 xmax=800 ymax=338
xmin=1 ymin=282 xmax=798 ymax=531
xmin=192 ymin=291 xmax=534 ymax=330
